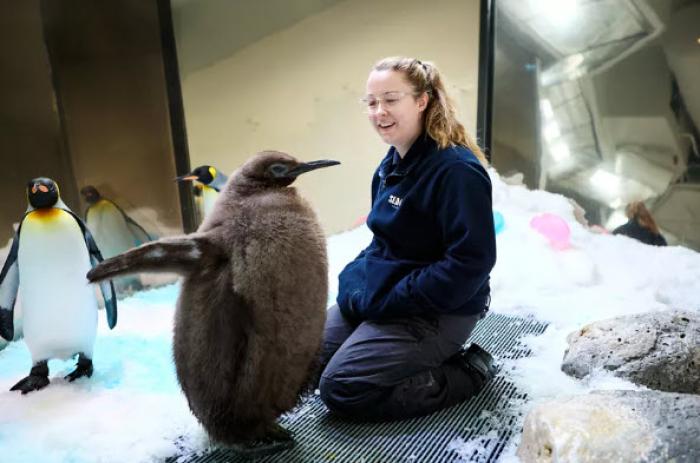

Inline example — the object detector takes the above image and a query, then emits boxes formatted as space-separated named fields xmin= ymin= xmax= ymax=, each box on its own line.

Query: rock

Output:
xmin=517 ymin=390 xmax=700 ymax=463
xmin=562 ymin=310 xmax=700 ymax=393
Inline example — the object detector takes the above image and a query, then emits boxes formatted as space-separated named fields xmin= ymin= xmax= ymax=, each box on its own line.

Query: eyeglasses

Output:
xmin=360 ymin=91 xmax=416 ymax=114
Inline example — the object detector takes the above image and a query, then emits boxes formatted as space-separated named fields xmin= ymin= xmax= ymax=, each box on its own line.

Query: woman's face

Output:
xmin=365 ymin=70 xmax=428 ymax=155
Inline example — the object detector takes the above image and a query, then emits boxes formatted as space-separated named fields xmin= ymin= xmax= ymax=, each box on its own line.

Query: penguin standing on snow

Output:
xmin=81 ymin=185 xmax=153 ymax=294
xmin=175 ymin=165 xmax=228 ymax=224
xmin=88 ymin=152 xmax=338 ymax=454
xmin=0 ymin=178 xmax=117 ymax=394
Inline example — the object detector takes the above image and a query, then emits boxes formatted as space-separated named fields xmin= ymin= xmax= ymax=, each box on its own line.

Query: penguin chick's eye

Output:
xmin=269 ymin=163 xmax=289 ymax=178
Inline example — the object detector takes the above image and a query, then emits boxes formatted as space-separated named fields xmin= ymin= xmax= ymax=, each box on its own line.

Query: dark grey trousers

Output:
xmin=318 ymin=304 xmax=483 ymax=422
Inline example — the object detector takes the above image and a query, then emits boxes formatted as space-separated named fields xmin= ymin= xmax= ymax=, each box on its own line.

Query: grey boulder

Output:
xmin=517 ymin=390 xmax=700 ymax=463
xmin=561 ymin=310 xmax=700 ymax=393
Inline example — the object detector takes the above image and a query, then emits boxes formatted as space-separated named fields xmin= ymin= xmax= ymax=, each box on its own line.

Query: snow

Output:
xmin=2 ymin=169 xmax=700 ymax=462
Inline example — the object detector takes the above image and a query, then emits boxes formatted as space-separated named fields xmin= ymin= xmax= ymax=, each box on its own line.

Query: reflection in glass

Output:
xmin=493 ymin=0 xmax=700 ymax=250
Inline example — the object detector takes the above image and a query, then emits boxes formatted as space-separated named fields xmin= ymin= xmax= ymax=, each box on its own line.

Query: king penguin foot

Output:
xmin=10 ymin=375 xmax=50 ymax=394
xmin=10 ymin=361 xmax=50 ymax=394
xmin=65 ymin=354 xmax=93 ymax=382
xmin=227 ymin=424 xmax=295 ymax=458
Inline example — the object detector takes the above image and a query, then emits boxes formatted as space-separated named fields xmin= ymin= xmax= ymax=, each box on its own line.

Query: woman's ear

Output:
xmin=417 ymin=92 xmax=430 ymax=112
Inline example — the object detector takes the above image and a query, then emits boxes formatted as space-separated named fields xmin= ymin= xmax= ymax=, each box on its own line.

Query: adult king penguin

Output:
xmin=176 ymin=165 xmax=228 ymax=224
xmin=88 ymin=152 xmax=338 ymax=454
xmin=81 ymin=185 xmax=153 ymax=294
xmin=0 ymin=178 xmax=117 ymax=394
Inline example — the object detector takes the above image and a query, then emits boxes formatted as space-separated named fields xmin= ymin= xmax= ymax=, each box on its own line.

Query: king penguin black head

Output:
xmin=242 ymin=151 xmax=340 ymax=188
xmin=80 ymin=185 xmax=102 ymax=204
xmin=27 ymin=177 xmax=60 ymax=209
xmin=176 ymin=165 xmax=216 ymax=186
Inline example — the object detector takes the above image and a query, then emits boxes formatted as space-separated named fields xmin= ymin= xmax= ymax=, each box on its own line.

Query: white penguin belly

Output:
xmin=18 ymin=209 xmax=98 ymax=362
xmin=201 ymin=186 xmax=219 ymax=218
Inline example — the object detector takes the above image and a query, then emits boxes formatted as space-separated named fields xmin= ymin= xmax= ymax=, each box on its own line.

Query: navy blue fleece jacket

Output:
xmin=337 ymin=134 xmax=496 ymax=320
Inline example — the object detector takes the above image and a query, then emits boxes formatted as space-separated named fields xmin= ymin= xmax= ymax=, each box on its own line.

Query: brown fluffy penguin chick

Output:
xmin=87 ymin=151 xmax=339 ymax=448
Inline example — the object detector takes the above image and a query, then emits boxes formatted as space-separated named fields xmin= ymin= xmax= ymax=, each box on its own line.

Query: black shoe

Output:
xmin=457 ymin=343 xmax=498 ymax=383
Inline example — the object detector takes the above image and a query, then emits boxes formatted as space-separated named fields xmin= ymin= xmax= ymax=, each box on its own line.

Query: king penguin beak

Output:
xmin=286 ymin=160 xmax=341 ymax=177
xmin=175 ymin=175 xmax=198 ymax=182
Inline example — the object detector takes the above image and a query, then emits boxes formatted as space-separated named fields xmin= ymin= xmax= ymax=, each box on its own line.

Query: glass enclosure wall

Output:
xmin=0 ymin=1 xmax=183 ymax=251
xmin=171 ymin=0 xmax=482 ymax=234
xmin=492 ymin=0 xmax=700 ymax=250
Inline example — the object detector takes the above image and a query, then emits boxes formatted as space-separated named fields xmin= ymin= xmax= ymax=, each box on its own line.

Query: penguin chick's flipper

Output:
xmin=227 ymin=424 xmax=295 ymax=458
xmin=0 ymin=231 xmax=20 ymax=341
xmin=87 ymin=235 xmax=219 ymax=282
xmin=10 ymin=361 xmax=49 ymax=394
xmin=65 ymin=353 xmax=93 ymax=382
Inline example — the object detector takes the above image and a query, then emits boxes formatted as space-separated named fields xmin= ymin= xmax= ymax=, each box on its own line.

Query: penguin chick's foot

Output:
xmin=227 ymin=424 xmax=295 ymax=458
xmin=10 ymin=361 xmax=50 ymax=394
xmin=65 ymin=355 xmax=94 ymax=382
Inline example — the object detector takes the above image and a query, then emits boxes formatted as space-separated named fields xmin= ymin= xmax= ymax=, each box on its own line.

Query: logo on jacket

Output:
xmin=388 ymin=195 xmax=403 ymax=208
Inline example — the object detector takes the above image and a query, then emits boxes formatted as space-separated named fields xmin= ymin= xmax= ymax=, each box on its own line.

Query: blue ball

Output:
xmin=493 ymin=210 xmax=505 ymax=235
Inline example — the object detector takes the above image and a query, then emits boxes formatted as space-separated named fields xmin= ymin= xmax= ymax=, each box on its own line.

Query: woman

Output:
xmin=318 ymin=57 xmax=497 ymax=421
xmin=613 ymin=201 xmax=667 ymax=246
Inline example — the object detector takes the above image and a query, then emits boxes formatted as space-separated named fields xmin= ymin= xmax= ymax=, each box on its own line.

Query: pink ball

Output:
xmin=530 ymin=213 xmax=571 ymax=250
xmin=351 ymin=214 xmax=368 ymax=228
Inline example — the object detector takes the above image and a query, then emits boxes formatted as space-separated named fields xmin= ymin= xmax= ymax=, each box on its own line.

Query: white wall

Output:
xmin=177 ymin=0 xmax=481 ymax=234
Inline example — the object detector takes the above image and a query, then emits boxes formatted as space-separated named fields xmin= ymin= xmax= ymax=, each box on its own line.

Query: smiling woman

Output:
xmin=364 ymin=71 xmax=427 ymax=156
xmin=318 ymin=57 xmax=497 ymax=423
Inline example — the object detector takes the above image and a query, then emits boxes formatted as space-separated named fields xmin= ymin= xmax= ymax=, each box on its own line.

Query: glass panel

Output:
xmin=0 ymin=0 xmax=182 ymax=294
xmin=493 ymin=0 xmax=700 ymax=250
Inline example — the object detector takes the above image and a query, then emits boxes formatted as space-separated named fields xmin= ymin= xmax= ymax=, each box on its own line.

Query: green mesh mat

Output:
xmin=173 ymin=313 xmax=548 ymax=462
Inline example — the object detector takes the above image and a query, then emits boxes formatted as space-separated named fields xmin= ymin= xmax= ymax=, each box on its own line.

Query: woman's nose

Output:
xmin=374 ymin=101 xmax=389 ymax=115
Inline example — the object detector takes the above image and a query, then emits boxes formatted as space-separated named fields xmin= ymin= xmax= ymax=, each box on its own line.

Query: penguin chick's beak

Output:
xmin=285 ymin=160 xmax=340 ymax=178
xmin=175 ymin=175 xmax=199 ymax=182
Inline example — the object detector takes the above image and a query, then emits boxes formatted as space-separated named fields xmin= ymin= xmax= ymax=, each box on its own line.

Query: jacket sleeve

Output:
xmin=336 ymin=168 xmax=381 ymax=319
xmin=363 ymin=161 xmax=497 ymax=318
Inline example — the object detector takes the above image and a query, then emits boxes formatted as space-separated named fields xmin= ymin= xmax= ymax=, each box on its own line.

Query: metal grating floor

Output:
xmin=174 ymin=313 xmax=548 ymax=463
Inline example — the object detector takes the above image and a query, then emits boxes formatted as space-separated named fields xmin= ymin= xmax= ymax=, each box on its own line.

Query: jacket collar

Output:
xmin=378 ymin=134 xmax=436 ymax=181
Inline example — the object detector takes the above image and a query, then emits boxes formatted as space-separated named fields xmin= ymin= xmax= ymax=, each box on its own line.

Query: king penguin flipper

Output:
xmin=87 ymin=235 xmax=221 ymax=283
xmin=114 ymin=201 xmax=155 ymax=245
xmin=0 ymin=232 xmax=20 ymax=341
xmin=64 ymin=209 xmax=118 ymax=329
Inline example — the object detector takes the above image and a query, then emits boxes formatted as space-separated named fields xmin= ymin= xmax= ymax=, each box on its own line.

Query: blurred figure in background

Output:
xmin=81 ymin=185 xmax=154 ymax=295
xmin=613 ymin=201 xmax=667 ymax=247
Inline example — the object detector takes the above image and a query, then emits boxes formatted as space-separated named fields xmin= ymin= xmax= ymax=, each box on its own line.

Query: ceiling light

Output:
xmin=550 ymin=142 xmax=570 ymax=161
xmin=540 ymin=99 xmax=554 ymax=119
xmin=590 ymin=169 xmax=621 ymax=195
xmin=529 ymin=0 xmax=578 ymax=25
xmin=543 ymin=121 xmax=561 ymax=140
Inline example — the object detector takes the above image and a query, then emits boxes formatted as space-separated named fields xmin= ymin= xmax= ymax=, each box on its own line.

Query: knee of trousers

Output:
xmin=319 ymin=375 xmax=378 ymax=417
